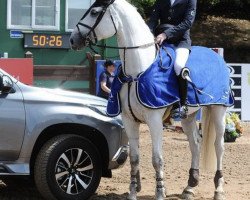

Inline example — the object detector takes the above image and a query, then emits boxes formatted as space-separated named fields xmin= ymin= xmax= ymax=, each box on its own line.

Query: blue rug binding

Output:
xmin=107 ymin=44 xmax=234 ymax=117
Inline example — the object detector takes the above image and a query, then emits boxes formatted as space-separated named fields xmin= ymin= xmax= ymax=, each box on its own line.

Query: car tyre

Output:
xmin=34 ymin=134 xmax=102 ymax=200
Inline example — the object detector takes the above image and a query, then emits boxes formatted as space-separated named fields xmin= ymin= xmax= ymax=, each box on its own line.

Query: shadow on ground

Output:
xmin=92 ymin=192 xmax=213 ymax=200
xmin=91 ymin=193 xmax=183 ymax=200
xmin=0 ymin=179 xmax=213 ymax=200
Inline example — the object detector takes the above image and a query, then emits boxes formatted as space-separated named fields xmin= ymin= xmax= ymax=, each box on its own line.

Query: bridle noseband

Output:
xmin=76 ymin=0 xmax=117 ymax=46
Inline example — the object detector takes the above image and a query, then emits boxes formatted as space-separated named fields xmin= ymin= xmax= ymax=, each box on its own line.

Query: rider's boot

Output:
xmin=170 ymin=68 xmax=190 ymax=119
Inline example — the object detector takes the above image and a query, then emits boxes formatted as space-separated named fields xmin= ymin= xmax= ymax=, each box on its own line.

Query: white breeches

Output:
xmin=174 ymin=48 xmax=190 ymax=76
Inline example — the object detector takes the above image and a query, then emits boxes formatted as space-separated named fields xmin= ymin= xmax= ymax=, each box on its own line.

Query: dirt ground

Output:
xmin=0 ymin=124 xmax=249 ymax=200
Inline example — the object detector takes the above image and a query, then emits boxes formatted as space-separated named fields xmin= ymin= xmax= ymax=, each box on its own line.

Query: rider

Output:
xmin=147 ymin=0 xmax=197 ymax=119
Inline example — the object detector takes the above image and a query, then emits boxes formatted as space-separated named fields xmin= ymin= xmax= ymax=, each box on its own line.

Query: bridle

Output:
xmin=76 ymin=0 xmax=117 ymax=46
xmin=75 ymin=0 xmax=155 ymax=56
xmin=74 ymin=0 xmax=162 ymax=123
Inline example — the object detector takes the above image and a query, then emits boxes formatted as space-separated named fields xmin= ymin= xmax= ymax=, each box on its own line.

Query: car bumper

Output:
xmin=109 ymin=145 xmax=129 ymax=169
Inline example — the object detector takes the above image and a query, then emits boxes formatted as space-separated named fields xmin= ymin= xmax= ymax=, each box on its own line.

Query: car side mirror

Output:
xmin=0 ymin=75 xmax=14 ymax=94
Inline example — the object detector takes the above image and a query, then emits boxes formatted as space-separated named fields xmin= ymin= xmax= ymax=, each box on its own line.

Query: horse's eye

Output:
xmin=90 ymin=8 xmax=102 ymax=17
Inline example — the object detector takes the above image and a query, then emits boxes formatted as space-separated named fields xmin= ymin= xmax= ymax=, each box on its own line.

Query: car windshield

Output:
xmin=0 ymin=69 xmax=18 ymax=83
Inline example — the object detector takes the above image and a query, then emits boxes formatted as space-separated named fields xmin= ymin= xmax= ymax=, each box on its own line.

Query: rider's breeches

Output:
xmin=174 ymin=47 xmax=189 ymax=76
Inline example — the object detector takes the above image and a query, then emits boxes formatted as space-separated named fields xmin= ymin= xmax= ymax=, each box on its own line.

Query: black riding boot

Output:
xmin=170 ymin=68 xmax=189 ymax=119
xmin=178 ymin=74 xmax=188 ymax=119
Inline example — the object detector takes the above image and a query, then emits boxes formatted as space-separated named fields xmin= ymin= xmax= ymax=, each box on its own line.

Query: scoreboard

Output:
xmin=24 ymin=33 xmax=70 ymax=49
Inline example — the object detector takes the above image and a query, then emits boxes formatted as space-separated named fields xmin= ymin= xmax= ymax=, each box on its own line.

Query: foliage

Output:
xmin=130 ymin=0 xmax=156 ymax=18
xmin=224 ymin=112 xmax=243 ymax=142
xmin=129 ymin=0 xmax=249 ymax=19
xmin=197 ymin=0 xmax=249 ymax=18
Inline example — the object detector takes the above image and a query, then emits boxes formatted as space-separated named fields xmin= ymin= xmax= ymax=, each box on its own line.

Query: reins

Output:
xmin=88 ymin=40 xmax=156 ymax=74
xmin=76 ymin=0 xmax=157 ymax=123
xmin=76 ymin=0 xmax=156 ymax=74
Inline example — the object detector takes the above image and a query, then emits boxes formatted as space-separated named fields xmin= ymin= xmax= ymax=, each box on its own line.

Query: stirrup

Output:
xmin=179 ymin=105 xmax=188 ymax=119
xmin=170 ymin=106 xmax=188 ymax=119
xmin=170 ymin=107 xmax=180 ymax=119
xmin=181 ymin=67 xmax=191 ymax=82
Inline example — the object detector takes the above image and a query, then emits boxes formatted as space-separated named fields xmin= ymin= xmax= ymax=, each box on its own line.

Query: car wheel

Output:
xmin=34 ymin=134 xmax=102 ymax=200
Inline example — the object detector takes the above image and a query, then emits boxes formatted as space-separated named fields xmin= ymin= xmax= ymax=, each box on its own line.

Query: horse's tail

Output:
xmin=201 ymin=106 xmax=217 ymax=171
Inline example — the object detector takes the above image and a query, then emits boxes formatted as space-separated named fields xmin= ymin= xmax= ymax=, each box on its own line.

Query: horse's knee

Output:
xmin=130 ymin=155 xmax=139 ymax=175
xmin=152 ymin=156 xmax=163 ymax=170
xmin=130 ymin=155 xmax=139 ymax=166
xmin=188 ymin=168 xmax=199 ymax=187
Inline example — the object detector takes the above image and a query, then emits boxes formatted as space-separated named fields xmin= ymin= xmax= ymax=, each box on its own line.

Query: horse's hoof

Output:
xmin=127 ymin=193 xmax=137 ymax=200
xmin=127 ymin=197 xmax=137 ymax=200
xmin=156 ymin=187 xmax=166 ymax=200
xmin=136 ymin=180 xmax=141 ymax=192
xmin=214 ymin=191 xmax=225 ymax=200
xmin=136 ymin=184 xmax=141 ymax=192
xmin=181 ymin=190 xmax=194 ymax=200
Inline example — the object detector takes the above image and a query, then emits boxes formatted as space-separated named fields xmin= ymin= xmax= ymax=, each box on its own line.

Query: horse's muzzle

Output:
xmin=69 ymin=31 xmax=89 ymax=50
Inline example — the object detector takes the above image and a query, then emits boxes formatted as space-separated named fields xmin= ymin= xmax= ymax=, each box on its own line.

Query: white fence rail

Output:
xmin=228 ymin=63 xmax=250 ymax=121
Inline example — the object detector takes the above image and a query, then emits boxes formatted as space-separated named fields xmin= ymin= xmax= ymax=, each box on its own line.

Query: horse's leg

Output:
xmin=211 ymin=106 xmax=227 ymax=200
xmin=181 ymin=110 xmax=202 ymax=199
xmin=122 ymin=115 xmax=141 ymax=200
xmin=146 ymin=112 xmax=166 ymax=200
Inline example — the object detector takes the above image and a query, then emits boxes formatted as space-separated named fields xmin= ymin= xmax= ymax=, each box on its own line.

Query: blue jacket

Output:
xmin=148 ymin=0 xmax=197 ymax=48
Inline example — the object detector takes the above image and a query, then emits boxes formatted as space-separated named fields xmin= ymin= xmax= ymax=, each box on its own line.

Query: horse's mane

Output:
xmin=112 ymin=0 xmax=154 ymax=45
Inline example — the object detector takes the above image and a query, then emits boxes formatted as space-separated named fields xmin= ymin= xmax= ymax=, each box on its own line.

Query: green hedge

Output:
xmin=130 ymin=0 xmax=155 ymax=18
xmin=130 ymin=0 xmax=249 ymax=19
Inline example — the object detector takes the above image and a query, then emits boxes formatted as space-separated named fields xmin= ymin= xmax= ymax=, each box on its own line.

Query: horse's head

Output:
xmin=69 ymin=0 xmax=118 ymax=50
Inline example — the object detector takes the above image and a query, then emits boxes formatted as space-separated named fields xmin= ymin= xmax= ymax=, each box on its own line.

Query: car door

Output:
xmin=0 ymin=82 xmax=25 ymax=161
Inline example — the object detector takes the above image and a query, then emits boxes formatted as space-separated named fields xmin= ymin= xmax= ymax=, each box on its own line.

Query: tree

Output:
xmin=130 ymin=0 xmax=156 ymax=18
xmin=130 ymin=0 xmax=249 ymax=19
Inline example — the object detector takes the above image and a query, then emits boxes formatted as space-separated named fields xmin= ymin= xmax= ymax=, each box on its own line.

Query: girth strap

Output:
xmin=128 ymin=82 xmax=142 ymax=123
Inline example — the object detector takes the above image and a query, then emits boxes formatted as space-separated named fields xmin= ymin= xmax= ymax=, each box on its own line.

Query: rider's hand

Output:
xmin=156 ymin=33 xmax=167 ymax=45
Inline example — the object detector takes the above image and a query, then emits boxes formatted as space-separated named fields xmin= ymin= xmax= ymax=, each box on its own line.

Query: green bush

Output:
xmin=224 ymin=130 xmax=239 ymax=142
xmin=129 ymin=0 xmax=249 ymax=19
xmin=130 ymin=0 xmax=156 ymax=18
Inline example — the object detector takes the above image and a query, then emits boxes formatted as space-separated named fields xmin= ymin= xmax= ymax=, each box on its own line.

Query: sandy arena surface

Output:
xmin=0 ymin=124 xmax=249 ymax=200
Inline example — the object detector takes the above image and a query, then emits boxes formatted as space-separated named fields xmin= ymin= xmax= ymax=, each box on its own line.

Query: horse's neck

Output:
xmin=113 ymin=2 xmax=156 ymax=77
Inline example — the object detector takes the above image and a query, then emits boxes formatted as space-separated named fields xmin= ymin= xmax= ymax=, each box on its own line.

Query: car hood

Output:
xmin=45 ymin=88 xmax=107 ymax=106
xmin=19 ymin=83 xmax=108 ymax=107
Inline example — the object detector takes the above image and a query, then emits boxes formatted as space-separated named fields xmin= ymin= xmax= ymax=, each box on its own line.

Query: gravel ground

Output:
xmin=0 ymin=123 xmax=249 ymax=200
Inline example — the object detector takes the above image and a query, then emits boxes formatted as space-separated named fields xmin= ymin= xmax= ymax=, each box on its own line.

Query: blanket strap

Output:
xmin=185 ymin=75 xmax=214 ymax=105
xmin=128 ymin=81 xmax=142 ymax=123
xmin=189 ymin=81 xmax=201 ymax=105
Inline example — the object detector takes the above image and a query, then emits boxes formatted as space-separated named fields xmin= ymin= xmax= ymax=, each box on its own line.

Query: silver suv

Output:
xmin=0 ymin=69 xmax=128 ymax=200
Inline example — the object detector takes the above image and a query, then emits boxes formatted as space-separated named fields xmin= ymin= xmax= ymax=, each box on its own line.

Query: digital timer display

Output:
xmin=24 ymin=33 xmax=71 ymax=49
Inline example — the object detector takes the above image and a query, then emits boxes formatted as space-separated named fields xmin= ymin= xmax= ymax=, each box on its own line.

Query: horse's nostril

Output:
xmin=70 ymin=38 xmax=74 ymax=45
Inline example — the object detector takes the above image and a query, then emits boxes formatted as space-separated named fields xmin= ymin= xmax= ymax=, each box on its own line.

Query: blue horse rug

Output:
xmin=107 ymin=44 xmax=234 ymax=117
